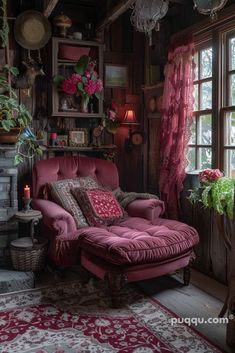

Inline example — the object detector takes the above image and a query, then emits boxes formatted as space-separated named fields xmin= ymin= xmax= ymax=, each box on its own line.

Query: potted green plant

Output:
xmin=0 ymin=65 xmax=43 ymax=165
xmin=188 ymin=168 xmax=235 ymax=220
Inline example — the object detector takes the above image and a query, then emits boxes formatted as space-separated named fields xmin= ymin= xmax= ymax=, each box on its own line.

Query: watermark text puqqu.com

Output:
xmin=170 ymin=314 xmax=234 ymax=326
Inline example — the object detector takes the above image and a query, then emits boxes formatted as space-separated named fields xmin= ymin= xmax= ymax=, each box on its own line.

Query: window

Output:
xmin=223 ymin=33 xmax=235 ymax=178
xmin=186 ymin=19 xmax=235 ymax=178
xmin=187 ymin=46 xmax=213 ymax=171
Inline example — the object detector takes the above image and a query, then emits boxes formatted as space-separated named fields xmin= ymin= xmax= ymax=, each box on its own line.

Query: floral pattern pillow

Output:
xmin=71 ymin=187 xmax=124 ymax=226
xmin=47 ymin=177 xmax=98 ymax=228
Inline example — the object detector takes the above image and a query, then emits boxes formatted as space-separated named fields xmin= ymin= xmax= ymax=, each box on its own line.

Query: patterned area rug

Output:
xmin=0 ymin=279 xmax=225 ymax=353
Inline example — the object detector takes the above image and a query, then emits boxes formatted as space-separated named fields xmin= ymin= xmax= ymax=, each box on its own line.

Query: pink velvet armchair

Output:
xmin=32 ymin=155 xmax=199 ymax=306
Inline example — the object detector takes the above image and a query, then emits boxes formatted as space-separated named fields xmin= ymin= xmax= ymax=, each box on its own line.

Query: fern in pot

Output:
xmin=188 ymin=169 xmax=235 ymax=220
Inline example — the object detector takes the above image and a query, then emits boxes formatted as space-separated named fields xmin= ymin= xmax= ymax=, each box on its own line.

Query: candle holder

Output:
xmin=22 ymin=197 xmax=32 ymax=213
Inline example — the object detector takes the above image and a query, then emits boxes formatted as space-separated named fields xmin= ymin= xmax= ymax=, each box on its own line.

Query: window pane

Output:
xmin=194 ymin=52 xmax=198 ymax=81
xmin=186 ymin=147 xmax=196 ymax=172
xmin=229 ymin=74 xmax=235 ymax=105
xmin=198 ymin=147 xmax=212 ymax=169
xmin=189 ymin=116 xmax=196 ymax=144
xmin=198 ymin=114 xmax=212 ymax=145
xmin=193 ymin=84 xmax=198 ymax=111
xmin=200 ymin=81 xmax=212 ymax=110
xmin=224 ymin=149 xmax=235 ymax=178
xmin=229 ymin=37 xmax=235 ymax=71
xmin=200 ymin=48 xmax=212 ymax=79
xmin=224 ymin=112 xmax=235 ymax=146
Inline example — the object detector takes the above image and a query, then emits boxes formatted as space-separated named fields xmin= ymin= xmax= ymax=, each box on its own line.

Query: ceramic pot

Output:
xmin=0 ymin=127 xmax=20 ymax=144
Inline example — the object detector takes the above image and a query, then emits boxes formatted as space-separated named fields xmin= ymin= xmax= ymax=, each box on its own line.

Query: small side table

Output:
xmin=15 ymin=210 xmax=43 ymax=238
xmin=11 ymin=210 xmax=48 ymax=273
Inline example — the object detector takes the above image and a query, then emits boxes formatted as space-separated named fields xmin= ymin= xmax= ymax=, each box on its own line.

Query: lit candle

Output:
xmin=24 ymin=185 xmax=30 ymax=199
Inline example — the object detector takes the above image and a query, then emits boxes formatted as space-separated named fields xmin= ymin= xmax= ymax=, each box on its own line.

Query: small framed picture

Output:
xmin=57 ymin=135 xmax=68 ymax=147
xmin=105 ymin=64 xmax=128 ymax=88
xmin=69 ymin=128 xmax=88 ymax=147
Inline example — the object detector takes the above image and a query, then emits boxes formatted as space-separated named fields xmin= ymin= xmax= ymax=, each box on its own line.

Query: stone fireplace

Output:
xmin=0 ymin=145 xmax=18 ymax=267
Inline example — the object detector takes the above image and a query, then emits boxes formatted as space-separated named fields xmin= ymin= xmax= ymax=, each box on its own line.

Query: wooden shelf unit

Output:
xmin=51 ymin=37 xmax=104 ymax=118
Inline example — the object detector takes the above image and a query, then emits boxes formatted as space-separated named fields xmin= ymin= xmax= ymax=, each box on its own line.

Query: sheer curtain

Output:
xmin=159 ymin=39 xmax=195 ymax=219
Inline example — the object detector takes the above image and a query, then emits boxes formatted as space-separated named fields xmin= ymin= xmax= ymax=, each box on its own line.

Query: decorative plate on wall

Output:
xmin=14 ymin=10 xmax=51 ymax=50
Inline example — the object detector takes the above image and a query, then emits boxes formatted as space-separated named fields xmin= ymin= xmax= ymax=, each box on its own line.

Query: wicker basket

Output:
xmin=10 ymin=237 xmax=48 ymax=272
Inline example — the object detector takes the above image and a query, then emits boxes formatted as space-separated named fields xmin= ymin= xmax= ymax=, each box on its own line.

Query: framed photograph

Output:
xmin=105 ymin=64 xmax=128 ymax=88
xmin=57 ymin=135 xmax=68 ymax=147
xmin=69 ymin=128 xmax=88 ymax=147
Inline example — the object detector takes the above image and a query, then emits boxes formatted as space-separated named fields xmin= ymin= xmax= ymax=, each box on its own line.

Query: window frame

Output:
xmin=187 ymin=42 xmax=213 ymax=171
xmin=187 ymin=17 xmax=235 ymax=177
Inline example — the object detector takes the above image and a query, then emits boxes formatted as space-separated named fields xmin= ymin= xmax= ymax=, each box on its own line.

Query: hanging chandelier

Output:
xmin=130 ymin=0 xmax=169 ymax=45
xmin=130 ymin=0 xmax=229 ymax=44
xmin=193 ymin=0 xmax=228 ymax=20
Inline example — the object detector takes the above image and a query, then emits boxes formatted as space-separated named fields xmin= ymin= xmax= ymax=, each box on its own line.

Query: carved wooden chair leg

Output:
xmin=106 ymin=272 xmax=127 ymax=308
xmin=183 ymin=265 xmax=191 ymax=286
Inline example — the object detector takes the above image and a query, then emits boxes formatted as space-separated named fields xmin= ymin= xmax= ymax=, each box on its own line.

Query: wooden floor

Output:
xmin=137 ymin=269 xmax=231 ymax=352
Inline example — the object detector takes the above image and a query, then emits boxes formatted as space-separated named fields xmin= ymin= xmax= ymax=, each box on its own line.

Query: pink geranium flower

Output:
xmin=199 ymin=169 xmax=223 ymax=183
xmin=62 ymin=79 xmax=76 ymax=95
xmin=70 ymin=73 xmax=81 ymax=84
xmin=84 ymin=80 xmax=97 ymax=95
xmin=96 ymin=79 xmax=103 ymax=92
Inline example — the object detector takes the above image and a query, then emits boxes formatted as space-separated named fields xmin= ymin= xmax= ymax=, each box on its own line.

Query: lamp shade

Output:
xmin=123 ymin=110 xmax=139 ymax=125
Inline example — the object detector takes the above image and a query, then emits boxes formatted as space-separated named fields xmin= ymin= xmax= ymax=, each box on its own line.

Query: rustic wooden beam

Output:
xmin=96 ymin=0 xmax=135 ymax=32
xmin=96 ymin=0 xmax=187 ymax=32
xmin=43 ymin=0 xmax=59 ymax=18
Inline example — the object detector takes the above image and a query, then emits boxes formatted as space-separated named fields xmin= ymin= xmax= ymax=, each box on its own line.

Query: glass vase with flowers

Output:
xmin=53 ymin=55 xmax=103 ymax=113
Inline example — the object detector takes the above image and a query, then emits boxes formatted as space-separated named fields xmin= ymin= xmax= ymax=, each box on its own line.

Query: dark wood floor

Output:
xmin=137 ymin=270 xmax=230 ymax=352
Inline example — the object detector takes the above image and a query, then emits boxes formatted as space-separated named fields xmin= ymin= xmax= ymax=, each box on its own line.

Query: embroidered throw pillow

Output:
xmin=71 ymin=187 xmax=124 ymax=226
xmin=47 ymin=177 xmax=98 ymax=228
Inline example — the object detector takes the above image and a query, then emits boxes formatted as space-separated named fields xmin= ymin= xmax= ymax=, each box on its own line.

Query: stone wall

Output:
xmin=0 ymin=146 xmax=18 ymax=267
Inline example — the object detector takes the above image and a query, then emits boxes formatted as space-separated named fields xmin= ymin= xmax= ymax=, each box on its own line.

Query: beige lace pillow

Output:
xmin=47 ymin=176 xmax=98 ymax=228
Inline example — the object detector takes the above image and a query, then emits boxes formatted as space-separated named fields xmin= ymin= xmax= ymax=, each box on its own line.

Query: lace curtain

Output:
xmin=159 ymin=40 xmax=195 ymax=219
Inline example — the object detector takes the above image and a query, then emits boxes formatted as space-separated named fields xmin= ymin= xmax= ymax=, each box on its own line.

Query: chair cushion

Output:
xmin=78 ymin=217 xmax=199 ymax=265
xmin=72 ymin=187 xmax=124 ymax=226
xmin=48 ymin=176 xmax=98 ymax=228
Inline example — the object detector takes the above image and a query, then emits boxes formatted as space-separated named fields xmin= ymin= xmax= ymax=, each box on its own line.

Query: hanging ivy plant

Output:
xmin=188 ymin=169 xmax=235 ymax=220
xmin=0 ymin=0 xmax=9 ymax=48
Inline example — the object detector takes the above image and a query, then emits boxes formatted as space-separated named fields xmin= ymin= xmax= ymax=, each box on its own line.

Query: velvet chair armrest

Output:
xmin=125 ymin=199 xmax=165 ymax=221
xmin=32 ymin=199 xmax=77 ymax=237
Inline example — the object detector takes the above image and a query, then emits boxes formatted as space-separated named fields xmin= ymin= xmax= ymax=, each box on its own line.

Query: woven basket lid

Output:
xmin=14 ymin=10 xmax=51 ymax=50
xmin=11 ymin=237 xmax=33 ymax=249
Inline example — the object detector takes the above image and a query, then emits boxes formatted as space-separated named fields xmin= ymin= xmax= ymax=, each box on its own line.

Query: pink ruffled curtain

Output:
xmin=159 ymin=40 xmax=195 ymax=219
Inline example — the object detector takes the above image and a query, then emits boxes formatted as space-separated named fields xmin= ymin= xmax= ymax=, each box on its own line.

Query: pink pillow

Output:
xmin=71 ymin=187 xmax=124 ymax=226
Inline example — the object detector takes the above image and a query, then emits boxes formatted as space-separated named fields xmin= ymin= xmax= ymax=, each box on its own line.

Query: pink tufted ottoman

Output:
xmin=78 ymin=217 xmax=199 ymax=306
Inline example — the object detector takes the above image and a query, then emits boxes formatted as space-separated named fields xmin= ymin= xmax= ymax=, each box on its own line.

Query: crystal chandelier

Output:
xmin=193 ymin=0 xmax=228 ymax=20
xmin=130 ymin=0 xmax=169 ymax=45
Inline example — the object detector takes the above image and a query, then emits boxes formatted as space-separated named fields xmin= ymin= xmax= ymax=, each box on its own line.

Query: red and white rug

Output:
xmin=0 ymin=279 xmax=225 ymax=353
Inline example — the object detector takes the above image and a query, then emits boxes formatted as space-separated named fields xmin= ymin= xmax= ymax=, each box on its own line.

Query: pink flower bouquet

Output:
xmin=53 ymin=55 xmax=103 ymax=106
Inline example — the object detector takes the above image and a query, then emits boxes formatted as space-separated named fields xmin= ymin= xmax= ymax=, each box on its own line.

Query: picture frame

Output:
xmin=69 ymin=128 xmax=88 ymax=147
xmin=105 ymin=64 xmax=128 ymax=88
xmin=56 ymin=135 xmax=68 ymax=147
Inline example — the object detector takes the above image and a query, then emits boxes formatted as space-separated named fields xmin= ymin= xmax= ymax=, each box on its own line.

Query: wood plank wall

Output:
xmin=103 ymin=11 xmax=145 ymax=191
